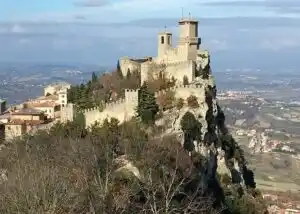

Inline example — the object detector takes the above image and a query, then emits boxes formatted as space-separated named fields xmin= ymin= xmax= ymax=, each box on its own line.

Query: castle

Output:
xmin=64 ymin=17 xmax=216 ymax=128
xmin=119 ymin=17 xmax=210 ymax=85
xmin=0 ymin=17 xmax=215 ymax=137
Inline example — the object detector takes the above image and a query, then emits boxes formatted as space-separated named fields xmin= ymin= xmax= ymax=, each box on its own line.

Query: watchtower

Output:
xmin=177 ymin=17 xmax=201 ymax=60
xmin=157 ymin=30 xmax=172 ymax=60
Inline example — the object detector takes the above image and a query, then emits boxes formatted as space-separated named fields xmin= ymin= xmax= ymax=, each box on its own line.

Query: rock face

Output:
xmin=156 ymin=62 xmax=256 ymax=194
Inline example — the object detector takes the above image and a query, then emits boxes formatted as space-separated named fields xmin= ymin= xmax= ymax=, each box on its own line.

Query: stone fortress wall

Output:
xmin=82 ymin=84 xmax=208 ymax=128
xmin=141 ymin=60 xmax=196 ymax=84
xmin=83 ymin=89 xmax=139 ymax=128
xmin=118 ymin=17 xmax=210 ymax=86
xmin=61 ymin=17 xmax=213 ymax=128
xmin=119 ymin=57 xmax=152 ymax=77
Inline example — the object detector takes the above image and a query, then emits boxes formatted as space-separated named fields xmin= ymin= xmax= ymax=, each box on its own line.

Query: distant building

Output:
xmin=44 ymin=82 xmax=71 ymax=96
xmin=4 ymin=108 xmax=46 ymax=141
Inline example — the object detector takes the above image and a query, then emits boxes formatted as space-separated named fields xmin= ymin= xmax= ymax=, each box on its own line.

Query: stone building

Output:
xmin=44 ymin=82 xmax=71 ymax=97
xmin=119 ymin=17 xmax=210 ymax=85
xmin=4 ymin=108 xmax=46 ymax=141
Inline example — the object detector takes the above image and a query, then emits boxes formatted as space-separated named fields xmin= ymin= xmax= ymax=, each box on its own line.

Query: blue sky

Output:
xmin=0 ymin=0 xmax=300 ymax=69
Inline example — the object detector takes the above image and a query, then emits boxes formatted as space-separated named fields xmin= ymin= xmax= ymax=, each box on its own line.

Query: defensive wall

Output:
xmin=83 ymin=89 xmax=139 ymax=128
xmin=141 ymin=60 xmax=196 ymax=84
xmin=119 ymin=57 xmax=152 ymax=77
xmin=80 ymin=84 xmax=207 ymax=128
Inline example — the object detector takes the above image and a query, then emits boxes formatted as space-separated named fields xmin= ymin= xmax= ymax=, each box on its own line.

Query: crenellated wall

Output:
xmin=141 ymin=60 xmax=196 ymax=85
xmin=155 ymin=84 xmax=206 ymax=102
xmin=82 ymin=89 xmax=139 ymax=128
xmin=119 ymin=57 xmax=150 ymax=77
xmin=83 ymin=99 xmax=126 ymax=128
xmin=70 ymin=84 xmax=207 ymax=129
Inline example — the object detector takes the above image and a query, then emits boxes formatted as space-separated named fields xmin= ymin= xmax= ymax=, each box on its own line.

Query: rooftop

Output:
xmin=12 ymin=108 xmax=43 ymax=115
xmin=0 ymin=113 xmax=10 ymax=119
xmin=46 ymin=82 xmax=71 ymax=89
xmin=37 ymin=94 xmax=59 ymax=101
xmin=178 ymin=18 xmax=198 ymax=24
xmin=26 ymin=101 xmax=58 ymax=108
xmin=6 ymin=119 xmax=45 ymax=125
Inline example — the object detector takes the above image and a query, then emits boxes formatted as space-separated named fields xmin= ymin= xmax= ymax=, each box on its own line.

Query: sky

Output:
xmin=1 ymin=0 xmax=300 ymax=70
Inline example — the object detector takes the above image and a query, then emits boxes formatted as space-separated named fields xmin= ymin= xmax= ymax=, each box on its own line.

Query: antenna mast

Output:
xmin=181 ymin=7 xmax=184 ymax=19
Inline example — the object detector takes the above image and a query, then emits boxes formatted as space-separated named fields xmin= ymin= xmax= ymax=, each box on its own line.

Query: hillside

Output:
xmin=0 ymin=60 xmax=268 ymax=213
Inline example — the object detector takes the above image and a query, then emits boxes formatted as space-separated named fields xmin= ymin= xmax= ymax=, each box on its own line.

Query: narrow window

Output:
xmin=161 ymin=36 xmax=164 ymax=44
xmin=168 ymin=36 xmax=171 ymax=44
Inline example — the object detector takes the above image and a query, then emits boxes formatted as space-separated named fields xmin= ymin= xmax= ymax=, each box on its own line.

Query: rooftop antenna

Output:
xmin=164 ymin=25 xmax=167 ymax=32
xmin=181 ymin=7 xmax=184 ymax=19
xmin=189 ymin=12 xmax=191 ymax=19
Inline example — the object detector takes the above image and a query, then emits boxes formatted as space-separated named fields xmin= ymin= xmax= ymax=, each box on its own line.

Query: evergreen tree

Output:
xmin=92 ymin=72 xmax=98 ymax=83
xmin=183 ymin=75 xmax=189 ymax=86
xmin=137 ymin=83 xmax=159 ymax=125
xmin=116 ymin=60 xmax=123 ymax=78
xmin=180 ymin=111 xmax=202 ymax=151
xmin=126 ymin=69 xmax=131 ymax=79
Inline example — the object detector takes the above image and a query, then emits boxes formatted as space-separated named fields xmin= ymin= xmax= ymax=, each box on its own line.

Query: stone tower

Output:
xmin=177 ymin=18 xmax=201 ymax=60
xmin=58 ymin=88 xmax=68 ymax=107
xmin=157 ymin=31 xmax=172 ymax=60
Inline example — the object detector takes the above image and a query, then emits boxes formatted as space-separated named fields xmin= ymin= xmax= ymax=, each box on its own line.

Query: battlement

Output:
xmin=155 ymin=84 xmax=204 ymax=97
xmin=125 ymin=89 xmax=139 ymax=93
xmin=142 ymin=59 xmax=193 ymax=68
xmin=82 ymin=98 xmax=126 ymax=114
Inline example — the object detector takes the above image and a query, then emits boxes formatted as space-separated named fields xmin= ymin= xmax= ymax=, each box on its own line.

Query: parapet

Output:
xmin=82 ymin=98 xmax=126 ymax=114
xmin=125 ymin=89 xmax=139 ymax=93
xmin=154 ymin=84 xmax=203 ymax=96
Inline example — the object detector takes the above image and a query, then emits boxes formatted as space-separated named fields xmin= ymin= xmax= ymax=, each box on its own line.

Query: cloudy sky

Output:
xmin=1 ymin=0 xmax=300 ymax=70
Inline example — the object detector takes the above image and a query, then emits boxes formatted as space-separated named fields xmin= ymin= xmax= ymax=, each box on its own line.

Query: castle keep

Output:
xmin=119 ymin=17 xmax=210 ymax=85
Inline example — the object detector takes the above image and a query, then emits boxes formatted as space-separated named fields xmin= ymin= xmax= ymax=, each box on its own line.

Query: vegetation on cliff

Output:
xmin=0 ymin=114 xmax=266 ymax=213
xmin=0 ymin=63 xmax=267 ymax=213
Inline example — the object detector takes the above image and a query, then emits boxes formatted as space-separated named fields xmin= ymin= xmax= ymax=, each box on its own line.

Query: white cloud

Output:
xmin=11 ymin=24 xmax=25 ymax=33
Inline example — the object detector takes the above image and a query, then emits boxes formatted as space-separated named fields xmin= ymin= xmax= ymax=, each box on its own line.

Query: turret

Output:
xmin=157 ymin=31 xmax=172 ymax=60
xmin=177 ymin=17 xmax=201 ymax=60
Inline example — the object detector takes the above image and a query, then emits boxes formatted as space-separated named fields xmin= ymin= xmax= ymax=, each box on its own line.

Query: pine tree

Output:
xmin=92 ymin=72 xmax=97 ymax=83
xmin=116 ymin=60 xmax=123 ymax=78
xmin=126 ymin=69 xmax=131 ymax=79
xmin=180 ymin=111 xmax=202 ymax=146
xmin=183 ymin=75 xmax=189 ymax=86
xmin=137 ymin=83 xmax=159 ymax=125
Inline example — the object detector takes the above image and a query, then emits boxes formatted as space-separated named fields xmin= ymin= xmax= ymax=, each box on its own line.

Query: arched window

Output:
xmin=161 ymin=36 xmax=164 ymax=44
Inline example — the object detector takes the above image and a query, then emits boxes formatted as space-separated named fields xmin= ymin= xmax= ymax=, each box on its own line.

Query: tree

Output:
xmin=176 ymin=98 xmax=184 ymax=110
xmin=92 ymin=72 xmax=98 ymax=83
xmin=137 ymin=83 xmax=159 ymax=125
xmin=126 ymin=69 xmax=131 ymax=79
xmin=156 ymin=90 xmax=175 ymax=111
xmin=183 ymin=75 xmax=189 ymax=86
xmin=187 ymin=95 xmax=199 ymax=108
xmin=116 ymin=60 xmax=123 ymax=78
xmin=180 ymin=112 xmax=202 ymax=151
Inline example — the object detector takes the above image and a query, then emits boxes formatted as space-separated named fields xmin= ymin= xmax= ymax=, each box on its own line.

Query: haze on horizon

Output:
xmin=1 ymin=0 xmax=300 ymax=69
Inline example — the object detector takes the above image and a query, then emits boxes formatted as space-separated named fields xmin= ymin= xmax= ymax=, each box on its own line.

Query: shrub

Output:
xmin=183 ymin=75 xmax=189 ymax=86
xmin=187 ymin=95 xmax=199 ymax=108
xmin=176 ymin=98 xmax=184 ymax=110
xmin=156 ymin=90 xmax=175 ymax=111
